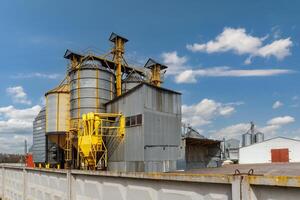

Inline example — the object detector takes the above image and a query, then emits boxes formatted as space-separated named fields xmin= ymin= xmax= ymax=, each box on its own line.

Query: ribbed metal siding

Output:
xmin=242 ymin=133 xmax=252 ymax=147
xmin=107 ymin=84 xmax=182 ymax=172
xmin=255 ymin=132 xmax=264 ymax=143
xmin=32 ymin=108 xmax=46 ymax=163
xmin=122 ymin=81 xmax=140 ymax=93
xmin=69 ymin=60 xmax=115 ymax=128
xmin=46 ymin=92 xmax=70 ymax=133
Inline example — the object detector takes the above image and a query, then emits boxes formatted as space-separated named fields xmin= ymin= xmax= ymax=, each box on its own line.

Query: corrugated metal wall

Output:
xmin=106 ymin=84 xmax=181 ymax=172
xmin=32 ymin=108 xmax=46 ymax=163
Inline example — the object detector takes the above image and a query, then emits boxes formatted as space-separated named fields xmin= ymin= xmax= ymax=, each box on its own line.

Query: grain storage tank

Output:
xmin=32 ymin=107 xmax=46 ymax=164
xmin=242 ymin=133 xmax=252 ymax=147
xmin=255 ymin=132 xmax=264 ymax=143
xmin=45 ymin=84 xmax=70 ymax=165
xmin=45 ymin=84 xmax=70 ymax=134
xmin=69 ymin=59 xmax=116 ymax=129
xmin=122 ymin=71 xmax=143 ymax=93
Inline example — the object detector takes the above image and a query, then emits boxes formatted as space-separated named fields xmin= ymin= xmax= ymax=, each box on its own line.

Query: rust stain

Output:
xmin=275 ymin=176 xmax=289 ymax=186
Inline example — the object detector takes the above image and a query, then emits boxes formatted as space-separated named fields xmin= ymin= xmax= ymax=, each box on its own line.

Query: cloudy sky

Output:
xmin=0 ymin=0 xmax=299 ymax=153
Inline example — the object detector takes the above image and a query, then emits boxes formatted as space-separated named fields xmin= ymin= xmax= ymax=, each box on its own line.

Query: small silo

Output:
xmin=122 ymin=71 xmax=144 ymax=93
xmin=255 ymin=132 xmax=264 ymax=143
xmin=69 ymin=59 xmax=116 ymax=129
xmin=32 ymin=107 xmax=46 ymax=164
xmin=242 ymin=133 xmax=252 ymax=147
xmin=45 ymin=84 xmax=70 ymax=164
xmin=45 ymin=84 xmax=70 ymax=134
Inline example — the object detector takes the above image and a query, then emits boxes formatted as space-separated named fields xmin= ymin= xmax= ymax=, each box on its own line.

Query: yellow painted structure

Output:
xmin=110 ymin=33 xmax=128 ymax=97
xmin=144 ymin=58 xmax=168 ymax=87
xmin=150 ymin=64 xmax=162 ymax=87
xmin=78 ymin=112 xmax=125 ymax=169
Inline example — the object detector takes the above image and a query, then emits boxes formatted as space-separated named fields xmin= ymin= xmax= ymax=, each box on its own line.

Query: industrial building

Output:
xmin=242 ymin=122 xmax=264 ymax=147
xmin=239 ymin=137 xmax=300 ymax=164
xmin=223 ymin=138 xmax=239 ymax=162
xmin=31 ymin=33 xmax=182 ymax=172
xmin=32 ymin=108 xmax=46 ymax=163
xmin=177 ymin=126 xmax=221 ymax=170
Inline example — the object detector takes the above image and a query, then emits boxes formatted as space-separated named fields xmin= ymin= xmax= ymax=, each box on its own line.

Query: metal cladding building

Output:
xmin=32 ymin=33 xmax=182 ymax=172
xmin=239 ymin=137 xmax=300 ymax=164
xmin=106 ymin=83 xmax=181 ymax=172
xmin=177 ymin=127 xmax=221 ymax=170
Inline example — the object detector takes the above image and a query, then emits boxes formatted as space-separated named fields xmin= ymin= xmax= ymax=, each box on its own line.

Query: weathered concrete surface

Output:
xmin=0 ymin=165 xmax=300 ymax=200
xmin=185 ymin=162 xmax=300 ymax=176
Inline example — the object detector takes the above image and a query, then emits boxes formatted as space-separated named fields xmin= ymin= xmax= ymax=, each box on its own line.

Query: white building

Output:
xmin=239 ymin=137 xmax=300 ymax=164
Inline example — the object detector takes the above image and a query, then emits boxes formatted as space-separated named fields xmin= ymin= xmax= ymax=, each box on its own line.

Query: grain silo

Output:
xmin=32 ymin=33 xmax=182 ymax=172
xmin=45 ymin=84 xmax=70 ymax=166
xmin=65 ymin=52 xmax=116 ymax=130
xmin=242 ymin=133 xmax=252 ymax=147
xmin=32 ymin=107 xmax=46 ymax=164
xmin=255 ymin=132 xmax=264 ymax=143
xmin=122 ymin=71 xmax=144 ymax=93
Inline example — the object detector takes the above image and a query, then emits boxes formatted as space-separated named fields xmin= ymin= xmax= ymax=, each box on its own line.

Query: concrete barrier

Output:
xmin=0 ymin=165 xmax=299 ymax=200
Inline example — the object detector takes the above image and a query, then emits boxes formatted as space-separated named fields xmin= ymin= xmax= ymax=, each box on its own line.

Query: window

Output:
xmin=125 ymin=117 xmax=130 ymax=127
xmin=136 ymin=114 xmax=142 ymax=125
xmin=131 ymin=116 xmax=136 ymax=126
xmin=125 ymin=114 xmax=142 ymax=127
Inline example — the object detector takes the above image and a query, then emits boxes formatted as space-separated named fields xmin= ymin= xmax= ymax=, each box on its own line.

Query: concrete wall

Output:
xmin=239 ymin=137 xmax=300 ymax=164
xmin=1 ymin=165 xmax=300 ymax=200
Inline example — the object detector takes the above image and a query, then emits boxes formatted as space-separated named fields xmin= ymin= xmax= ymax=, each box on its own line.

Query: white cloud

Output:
xmin=161 ymin=51 xmax=188 ymax=75
xmin=211 ymin=123 xmax=249 ymax=139
xmin=257 ymin=38 xmax=292 ymax=60
xmin=0 ymin=105 xmax=41 ymax=134
xmin=272 ymin=101 xmax=283 ymax=109
xmin=161 ymin=51 xmax=293 ymax=84
xmin=0 ymin=134 xmax=32 ymax=154
xmin=212 ymin=115 xmax=295 ymax=139
xmin=11 ymin=72 xmax=61 ymax=79
xmin=175 ymin=67 xmax=293 ymax=83
xmin=267 ymin=116 xmax=295 ymax=126
xmin=186 ymin=27 xmax=292 ymax=64
xmin=187 ymin=28 xmax=262 ymax=54
xmin=0 ymin=105 xmax=41 ymax=153
xmin=182 ymin=99 xmax=236 ymax=129
xmin=6 ymin=86 xmax=31 ymax=105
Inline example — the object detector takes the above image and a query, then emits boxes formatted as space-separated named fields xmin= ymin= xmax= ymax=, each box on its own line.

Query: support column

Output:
xmin=23 ymin=168 xmax=27 ymax=200
xmin=67 ymin=170 xmax=73 ymax=200
xmin=109 ymin=33 xmax=128 ymax=97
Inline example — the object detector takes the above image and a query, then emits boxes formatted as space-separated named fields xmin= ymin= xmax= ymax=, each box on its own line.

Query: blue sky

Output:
xmin=0 ymin=0 xmax=299 ymax=153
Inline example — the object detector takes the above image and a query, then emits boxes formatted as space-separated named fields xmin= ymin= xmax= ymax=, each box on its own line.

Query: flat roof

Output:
xmin=182 ymin=162 xmax=300 ymax=176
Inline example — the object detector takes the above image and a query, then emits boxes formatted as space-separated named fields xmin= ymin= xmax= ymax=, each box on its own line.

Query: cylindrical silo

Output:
xmin=69 ymin=60 xmax=116 ymax=129
xmin=255 ymin=132 xmax=264 ymax=143
xmin=45 ymin=84 xmax=70 ymax=165
xmin=45 ymin=84 xmax=70 ymax=134
xmin=122 ymin=71 xmax=143 ymax=93
xmin=242 ymin=133 xmax=252 ymax=147
xmin=32 ymin=107 xmax=46 ymax=163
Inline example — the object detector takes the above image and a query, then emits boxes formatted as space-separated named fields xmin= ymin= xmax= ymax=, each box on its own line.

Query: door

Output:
xmin=271 ymin=148 xmax=289 ymax=163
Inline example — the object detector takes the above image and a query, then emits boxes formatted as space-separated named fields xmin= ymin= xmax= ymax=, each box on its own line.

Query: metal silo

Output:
xmin=45 ymin=84 xmax=70 ymax=166
xmin=122 ymin=71 xmax=143 ymax=93
xmin=32 ymin=107 xmax=46 ymax=163
xmin=45 ymin=84 xmax=70 ymax=133
xmin=69 ymin=59 xmax=116 ymax=129
xmin=255 ymin=132 xmax=264 ymax=143
xmin=242 ymin=133 xmax=252 ymax=147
